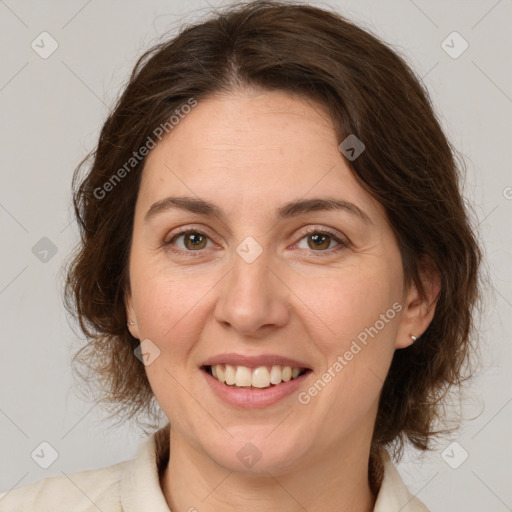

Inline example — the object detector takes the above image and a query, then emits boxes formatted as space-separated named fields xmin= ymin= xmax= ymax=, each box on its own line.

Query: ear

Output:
xmin=125 ymin=285 xmax=140 ymax=340
xmin=395 ymin=256 xmax=441 ymax=349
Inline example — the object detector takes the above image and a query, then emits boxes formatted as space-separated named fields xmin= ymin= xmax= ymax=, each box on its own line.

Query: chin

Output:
xmin=203 ymin=431 xmax=308 ymax=476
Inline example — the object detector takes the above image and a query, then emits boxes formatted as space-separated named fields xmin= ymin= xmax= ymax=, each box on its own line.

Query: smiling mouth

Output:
xmin=202 ymin=364 xmax=311 ymax=389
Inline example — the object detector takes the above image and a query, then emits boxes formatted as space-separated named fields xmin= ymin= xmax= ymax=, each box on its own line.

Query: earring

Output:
xmin=411 ymin=334 xmax=418 ymax=342
xmin=127 ymin=320 xmax=135 ymax=327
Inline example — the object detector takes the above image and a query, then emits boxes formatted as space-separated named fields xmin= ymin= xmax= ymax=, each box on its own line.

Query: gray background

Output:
xmin=1 ymin=0 xmax=511 ymax=510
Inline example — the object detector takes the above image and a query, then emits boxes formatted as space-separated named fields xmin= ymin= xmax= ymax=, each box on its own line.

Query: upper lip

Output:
xmin=201 ymin=353 xmax=311 ymax=369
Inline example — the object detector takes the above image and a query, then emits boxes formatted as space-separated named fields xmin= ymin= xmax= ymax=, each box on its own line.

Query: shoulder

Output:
xmin=374 ymin=451 xmax=430 ymax=512
xmin=0 ymin=459 xmax=129 ymax=512
xmin=0 ymin=424 xmax=171 ymax=512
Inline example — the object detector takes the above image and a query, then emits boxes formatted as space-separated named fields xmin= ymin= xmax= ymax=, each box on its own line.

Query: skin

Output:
xmin=125 ymin=88 xmax=439 ymax=512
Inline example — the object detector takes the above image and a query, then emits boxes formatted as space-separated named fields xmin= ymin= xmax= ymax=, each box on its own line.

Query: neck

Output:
xmin=160 ymin=428 xmax=376 ymax=512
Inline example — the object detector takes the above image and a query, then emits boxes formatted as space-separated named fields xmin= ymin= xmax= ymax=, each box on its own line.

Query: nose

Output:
xmin=214 ymin=249 xmax=290 ymax=337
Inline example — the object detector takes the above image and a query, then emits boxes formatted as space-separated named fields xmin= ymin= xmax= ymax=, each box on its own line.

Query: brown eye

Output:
xmin=183 ymin=232 xmax=207 ymax=250
xmin=307 ymin=233 xmax=333 ymax=250
xmin=168 ymin=230 xmax=212 ymax=251
xmin=295 ymin=229 xmax=347 ymax=254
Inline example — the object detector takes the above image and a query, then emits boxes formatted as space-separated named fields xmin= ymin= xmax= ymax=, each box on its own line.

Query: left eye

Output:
xmin=296 ymin=232 xmax=342 ymax=251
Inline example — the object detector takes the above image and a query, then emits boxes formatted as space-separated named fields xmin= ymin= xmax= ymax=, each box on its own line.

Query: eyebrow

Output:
xmin=144 ymin=196 xmax=372 ymax=224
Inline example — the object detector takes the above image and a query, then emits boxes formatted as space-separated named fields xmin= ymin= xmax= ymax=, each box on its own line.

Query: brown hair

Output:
xmin=64 ymin=0 xmax=482 ymax=476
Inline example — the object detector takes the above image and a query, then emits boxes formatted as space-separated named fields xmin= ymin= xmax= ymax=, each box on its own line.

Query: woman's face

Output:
xmin=126 ymin=88 xmax=422 ymax=474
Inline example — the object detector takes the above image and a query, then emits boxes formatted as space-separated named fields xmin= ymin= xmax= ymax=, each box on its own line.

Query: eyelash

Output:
xmin=164 ymin=225 xmax=349 ymax=257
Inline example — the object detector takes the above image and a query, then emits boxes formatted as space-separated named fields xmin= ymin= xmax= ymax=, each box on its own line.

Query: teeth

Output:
xmin=216 ymin=365 xmax=225 ymax=383
xmin=235 ymin=366 xmax=252 ymax=387
xmin=269 ymin=365 xmax=282 ymax=385
xmin=252 ymin=367 xmax=270 ymax=388
xmin=209 ymin=364 xmax=305 ymax=388
xmin=225 ymin=364 xmax=236 ymax=385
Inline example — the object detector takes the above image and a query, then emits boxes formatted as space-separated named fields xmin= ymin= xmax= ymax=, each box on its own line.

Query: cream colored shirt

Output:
xmin=0 ymin=425 xmax=429 ymax=511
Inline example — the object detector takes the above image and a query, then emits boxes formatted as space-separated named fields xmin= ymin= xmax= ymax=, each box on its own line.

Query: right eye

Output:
xmin=166 ymin=230 xmax=214 ymax=251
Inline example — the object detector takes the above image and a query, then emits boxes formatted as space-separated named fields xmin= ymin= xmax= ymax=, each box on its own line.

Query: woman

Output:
xmin=0 ymin=1 xmax=481 ymax=510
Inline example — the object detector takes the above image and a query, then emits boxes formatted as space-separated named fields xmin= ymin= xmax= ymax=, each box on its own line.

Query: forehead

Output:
xmin=138 ymin=89 xmax=382 ymax=219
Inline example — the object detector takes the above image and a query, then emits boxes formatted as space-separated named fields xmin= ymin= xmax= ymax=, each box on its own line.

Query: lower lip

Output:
xmin=202 ymin=368 xmax=311 ymax=409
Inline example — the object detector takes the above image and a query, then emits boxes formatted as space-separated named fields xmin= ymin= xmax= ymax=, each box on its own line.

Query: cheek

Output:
xmin=133 ymin=275 xmax=211 ymax=339
xmin=297 ymin=263 xmax=402 ymax=347
xmin=294 ymin=262 xmax=401 ymax=389
xmin=293 ymin=269 xmax=400 ymax=430
xmin=129 ymin=265 xmax=221 ymax=418
xmin=129 ymin=253 xmax=222 ymax=359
